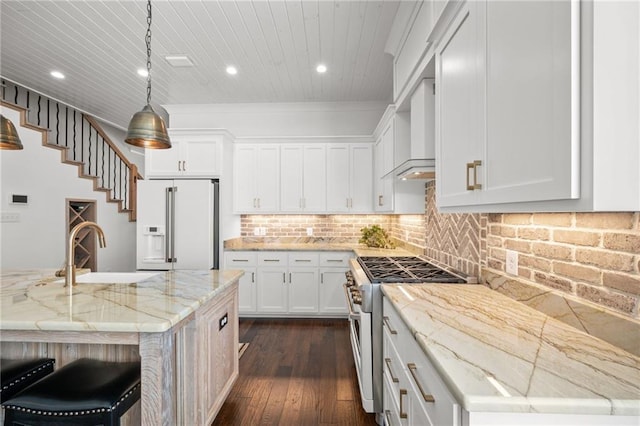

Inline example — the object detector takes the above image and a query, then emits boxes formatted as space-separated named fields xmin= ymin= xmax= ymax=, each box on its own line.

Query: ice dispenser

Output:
xmin=142 ymin=226 xmax=165 ymax=263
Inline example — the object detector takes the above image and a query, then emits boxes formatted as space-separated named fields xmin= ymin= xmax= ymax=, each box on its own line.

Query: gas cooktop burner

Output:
xmin=357 ymin=256 xmax=465 ymax=284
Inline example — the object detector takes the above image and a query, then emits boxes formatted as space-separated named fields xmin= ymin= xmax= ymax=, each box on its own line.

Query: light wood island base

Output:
xmin=1 ymin=270 xmax=241 ymax=426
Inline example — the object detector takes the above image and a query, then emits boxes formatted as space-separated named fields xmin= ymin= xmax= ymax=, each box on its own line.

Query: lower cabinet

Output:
xmin=225 ymin=250 xmax=351 ymax=317
xmin=383 ymin=295 xmax=461 ymax=426
xmin=195 ymin=282 xmax=239 ymax=425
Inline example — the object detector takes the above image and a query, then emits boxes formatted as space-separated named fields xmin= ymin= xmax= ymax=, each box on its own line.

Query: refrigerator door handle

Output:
xmin=170 ymin=187 xmax=177 ymax=262
xmin=166 ymin=187 xmax=177 ymax=263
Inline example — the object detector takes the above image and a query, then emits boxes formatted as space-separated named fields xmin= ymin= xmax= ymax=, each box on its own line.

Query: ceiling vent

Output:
xmin=165 ymin=55 xmax=194 ymax=67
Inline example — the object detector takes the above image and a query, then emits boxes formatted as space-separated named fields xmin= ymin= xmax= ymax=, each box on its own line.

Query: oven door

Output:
xmin=343 ymin=283 xmax=374 ymax=412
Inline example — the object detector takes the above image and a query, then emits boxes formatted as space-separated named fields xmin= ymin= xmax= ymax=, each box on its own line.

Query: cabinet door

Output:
xmin=237 ymin=267 xmax=256 ymax=314
xmin=257 ymin=268 xmax=287 ymax=313
xmin=436 ymin=1 xmax=484 ymax=207
xmin=198 ymin=286 xmax=238 ymax=424
xmin=302 ymin=145 xmax=327 ymax=211
xmin=319 ymin=268 xmax=349 ymax=314
xmin=255 ymin=145 xmax=280 ymax=211
xmin=326 ymin=145 xmax=351 ymax=212
xmin=350 ymin=144 xmax=374 ymax=212
xmin=374 ymin=137 xmax=394 ymax=212
xmin=288 ymin=268 xmax=319 ymax=313
xmin=233 ymin=145 xmax=258 ymax=212
xmin=480 ymin=0 xmax=578 ymax=204
xmin=280 ymin=145 xmax=304 ymax=211
xmin=182 ymin=139 xmax=221 ymax=177
xmin=145 ymin=145 xmax=181 ymax=177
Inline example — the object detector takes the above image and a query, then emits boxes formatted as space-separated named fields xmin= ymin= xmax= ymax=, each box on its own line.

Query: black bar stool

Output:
xmin=2 ymin=358 xmax=141 ymax=426
xmin=1 ymin=358 xmax=55 ymax=403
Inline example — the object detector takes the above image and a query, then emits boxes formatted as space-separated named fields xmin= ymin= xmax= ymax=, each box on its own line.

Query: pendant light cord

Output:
xmin=146 ymin=0 xmax=152 ymax=106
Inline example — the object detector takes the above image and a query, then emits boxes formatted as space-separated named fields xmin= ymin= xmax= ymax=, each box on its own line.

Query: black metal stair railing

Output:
xmin=1 ymin=79 xmax=139 ymax=221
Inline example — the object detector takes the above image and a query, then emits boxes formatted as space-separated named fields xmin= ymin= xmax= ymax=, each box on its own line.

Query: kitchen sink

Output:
xmin=54 ymin=272 xmax=161 ymax=284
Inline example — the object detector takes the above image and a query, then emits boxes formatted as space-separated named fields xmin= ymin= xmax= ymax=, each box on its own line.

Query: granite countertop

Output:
xmin=224 ymin=237 xmax=414 ymax=257
xmin=382 ymin=284 xmax=640 ymax=416
xmin=0 ymin=269 xmax=243 ymax=333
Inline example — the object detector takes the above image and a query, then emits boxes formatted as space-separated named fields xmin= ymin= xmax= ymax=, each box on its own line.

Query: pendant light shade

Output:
xmin=125 ymin=104 xmax=170 ymax=149
xmin=0 ymin=114 xmax=24 ymax=150
xmin=125 ymin=0 xmax=171 ymax=150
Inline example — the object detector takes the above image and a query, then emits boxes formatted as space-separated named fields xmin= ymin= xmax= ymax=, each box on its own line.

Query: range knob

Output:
xmin=352 ymin=294 xmax=362 ymax=305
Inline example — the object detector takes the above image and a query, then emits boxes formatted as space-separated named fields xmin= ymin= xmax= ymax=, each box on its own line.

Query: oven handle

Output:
xmin=342 ymin=283 xmax=360 ymax=320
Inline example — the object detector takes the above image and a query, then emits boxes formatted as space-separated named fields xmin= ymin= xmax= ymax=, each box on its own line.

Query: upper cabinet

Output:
xmin=326 ymin=144 xmax=374 ymax=213
xmin=280 ymin=145 xmax=327 ymax=213
xmin=432 ymin=0 xmax=639 ymax=212
xmin=436 ymin=0 xmax=579 ymax=209
xmin=233 ymin=144 xmax=280 ymax=213
xmin=145 ymin=130 xmax=223 ymax=178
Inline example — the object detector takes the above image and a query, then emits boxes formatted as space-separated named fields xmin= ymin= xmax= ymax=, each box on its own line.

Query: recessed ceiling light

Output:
xmin=165 ymin=55 xmax=194 ymax=67
xmin=137 ymin=68 xmax=148 ymax=77
xmin=226 ymin=66 xmax=238 ymax=75
xmin=316 ymin=64 xmax=327 ymax=73
xmin=50 ymin=70 xmax=65 ymax=79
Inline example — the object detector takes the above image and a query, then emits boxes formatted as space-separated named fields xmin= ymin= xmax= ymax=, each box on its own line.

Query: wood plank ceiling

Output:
xmin=0 ymin=0 xmax=402 ymax=128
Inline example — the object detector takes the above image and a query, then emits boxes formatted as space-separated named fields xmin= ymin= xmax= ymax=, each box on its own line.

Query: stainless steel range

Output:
xmin=343 ymin=255 xmax=474 ymax=419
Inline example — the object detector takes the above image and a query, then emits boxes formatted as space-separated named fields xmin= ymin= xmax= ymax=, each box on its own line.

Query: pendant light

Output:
xmin=125 ymin=0 xmax=171 ymax=149
xmin=0 ymin=114 xmax=24 ymax=150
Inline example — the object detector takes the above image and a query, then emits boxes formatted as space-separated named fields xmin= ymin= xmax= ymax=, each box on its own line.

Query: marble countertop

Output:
xmin=0 ymin=269 xmax=243 ymax=333
xmin=224 ymin=237 xmax=414 ymax=257
xmin=382 ymin=284 xmax=640 ymax=416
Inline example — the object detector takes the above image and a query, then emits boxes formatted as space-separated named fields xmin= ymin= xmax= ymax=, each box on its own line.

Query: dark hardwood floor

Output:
xmin=213 ymin=318 xmax=378 ymax=426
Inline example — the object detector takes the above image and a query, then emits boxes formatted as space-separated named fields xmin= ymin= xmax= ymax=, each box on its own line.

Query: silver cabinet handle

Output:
xmin=383 ymin=316 xmax=397 ymax=334
xmin=232 ymin=259 xmax=249 ymax=262
xmin=289 ymin=272 xmax=292 ymax=283
xmin=326 ymin=259 xmax=343 ymax=263
xmin=251 ymin=272 xmax=255 ymax=283
xmin=320 ymin=273 xmax=323 ymax=284
xmin=407 ymin=363 xmax=435 ymax=402
xmin=263 ymin=259 xmax=280 ymax=262
xmin=385 ymin=358 xmax=399 ymax=383
xmin=182 ymin=160 xmax=186 ymax=171
xmin=177 ymin=160 xmax=181 ymax=171
xmin=294 ymin=259 xmax=311 ymax=262
xmin=399 ymin=389 xmax=408 ymax=419
xmin=378 ymin=195 xmax=383 ymax=206
xmin=253 ymin=198 xmax=257 ymax=208
xmin=282 ymin=273 xmax=286 ymax=283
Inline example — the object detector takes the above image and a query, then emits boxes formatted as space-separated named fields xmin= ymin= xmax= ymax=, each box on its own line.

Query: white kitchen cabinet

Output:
xmin=229 ymin=250 xmax=349 ymax=318
xmin=383 ymin=295 xmax=462 ymax=426
xmin=233 ymin=144 xmax=280 ymax=213
xmin=326 ymin=144 xmax=373 ymax=213
xmin=146 ymin=131 xmax=222 ymax=178
xmin=373 ymin=109 xmax=426 ymax=214
xmin=224 ymin=252 xmax=257 ymax=314
xmin=318 ymin=252 xmax=352 ymax=315
xmin=280 ymin=144 xmax=326 ymax=212
xmin=434 ymin=0 xmax=639 ymax=212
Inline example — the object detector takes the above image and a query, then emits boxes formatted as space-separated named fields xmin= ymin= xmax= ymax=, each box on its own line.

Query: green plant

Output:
xmin=359 ymin=225 xmax=395 ymax=249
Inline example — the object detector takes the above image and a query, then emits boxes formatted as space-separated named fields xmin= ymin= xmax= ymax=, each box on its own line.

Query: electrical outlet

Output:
xmin=253 ymin=227 xmax=260 ymax=236
xmin=506 ymin=250 xmax=519 ymax=275
xmin=260 ymin=227 xmax=267 ymax=236
xmin=306 ymin=227 xmax=313 ymax=236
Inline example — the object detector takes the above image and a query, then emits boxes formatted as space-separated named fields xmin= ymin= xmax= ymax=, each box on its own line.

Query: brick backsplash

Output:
xmin=239 ymin=184 xmax=640 ymax=318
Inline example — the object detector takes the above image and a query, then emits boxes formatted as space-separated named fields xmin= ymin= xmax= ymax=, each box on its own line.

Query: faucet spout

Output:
xmin=65 ymin=221 xmax=107 ymax=287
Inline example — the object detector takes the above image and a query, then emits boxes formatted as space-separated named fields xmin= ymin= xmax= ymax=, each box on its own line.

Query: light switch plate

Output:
xmin=506 ymin=250 xmax=519 ymax=275
xmin=306 ymin=227 xmax=313 ymax=236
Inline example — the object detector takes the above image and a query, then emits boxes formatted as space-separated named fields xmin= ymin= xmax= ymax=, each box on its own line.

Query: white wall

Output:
xmin=95 ymin=119 xmax=145 ymax=177
xmin=0 ymin=106 xmax=136 ymax=271
xmin=164 ymin=101 xmax=387 ymax=137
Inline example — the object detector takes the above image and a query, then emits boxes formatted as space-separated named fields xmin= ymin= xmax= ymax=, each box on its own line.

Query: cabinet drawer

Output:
xmin=225 ymin=251 xmax=257 ymax=267
xmin=288 ymin=252 xmax=320 ymax=266
xmin=258 ymin=252 xmax=288 ymax=266
xmin=383 ymin=372 xmax=403 ymax=426
xmin=383 ymin=325 xmax=404 ymax=407
xmin=319 ymin=252 xmax=352 ymax=267
xmin=382 ymin=296 xmax=408 ymax=346
xmin=402 ymin=328 xmax=461 ymax=426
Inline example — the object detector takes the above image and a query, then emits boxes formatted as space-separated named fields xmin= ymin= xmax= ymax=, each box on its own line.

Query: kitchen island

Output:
xmin=0 ymin=269 xmax=242 ymax=426
xmin=381 ymin=284 xmax=640 ymax=425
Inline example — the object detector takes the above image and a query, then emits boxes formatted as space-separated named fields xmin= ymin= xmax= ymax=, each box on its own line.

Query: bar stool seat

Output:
xmin=2 ymin=358 xmax=140 ymax=426
xmin=1 ymin=358 xmax=55 ymax=403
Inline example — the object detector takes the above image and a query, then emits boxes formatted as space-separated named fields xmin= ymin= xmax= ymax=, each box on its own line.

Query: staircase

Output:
xmin=1 ymin=79 xmax=140 ymax=222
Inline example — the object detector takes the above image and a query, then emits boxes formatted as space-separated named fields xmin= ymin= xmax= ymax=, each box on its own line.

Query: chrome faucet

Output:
xmin=65 ymin=221 xmax=106 ymax=287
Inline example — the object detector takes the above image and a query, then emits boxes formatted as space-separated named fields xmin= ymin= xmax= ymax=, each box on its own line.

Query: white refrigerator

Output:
xmin=136 ymin=179 xmax=219 ymax=270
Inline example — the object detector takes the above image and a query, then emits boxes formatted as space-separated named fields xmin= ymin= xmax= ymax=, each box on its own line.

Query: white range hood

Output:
xmin=384 ymin=78 xmax=436 ymax=181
